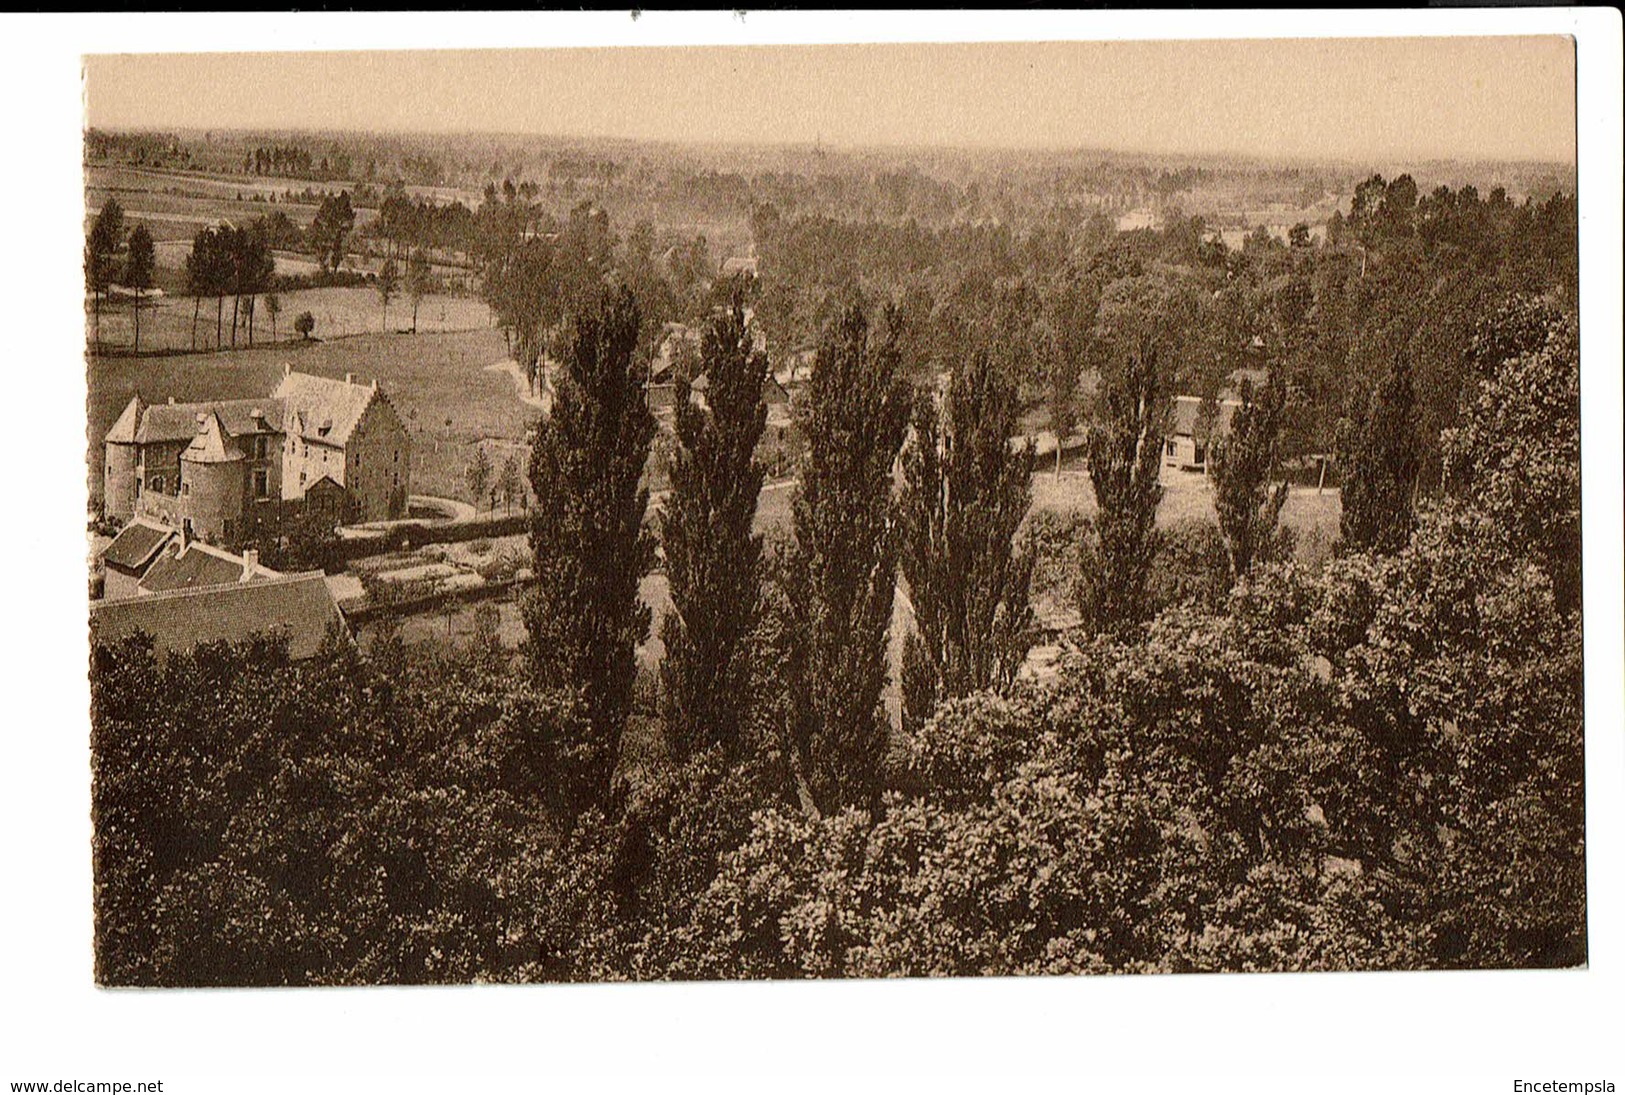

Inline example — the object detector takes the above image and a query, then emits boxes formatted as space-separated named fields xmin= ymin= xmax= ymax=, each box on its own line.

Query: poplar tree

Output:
xmin=899 ymin=348 xmax=1035 ymax=736
xmin=523 ymin=287 xmax=656 ymax=813
xmin=1079 ymin=340 xmax=1166 ymax=633
xmin=1208 ymin=377 xmax=1291 ymax=583
xmin=660 ymin=297 xmax=770 ymax=762
xmin=1339 ymin=353 xmax=1421 ymax=555
xmin=786 ymin=302 xmax=911 ymax=813
xmin=124 ymin=224 xmax=156 ymax=353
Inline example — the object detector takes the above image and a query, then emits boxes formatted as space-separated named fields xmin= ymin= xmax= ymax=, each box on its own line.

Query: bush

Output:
xmin=293 ymin=311 xmax=316 ymax=339
xmin=1023 ymin=510 xmax=1086 ymax=618
xmin=1147 ymin=518 xmax=1230 ymax=614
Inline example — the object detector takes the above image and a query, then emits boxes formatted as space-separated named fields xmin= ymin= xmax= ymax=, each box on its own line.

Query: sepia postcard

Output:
xmin=81 ymin=29 xmax=1586 ymax=985
xmin=6 ymin=9 xmax=1622 ymax=1093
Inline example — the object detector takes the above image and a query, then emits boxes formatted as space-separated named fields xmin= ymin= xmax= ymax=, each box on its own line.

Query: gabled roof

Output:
xmin=1170 ymin=394 xmax=1242 ymax=438
xmin=182 ymin=412 xmax=242 ymax=464
xmin=91 ymin=572 xmax=343 ymax=661
xmin=106 ymin=395 xmax=145 ymax=444
xmin=273 ymin=370 xmax=379 ymax=447
xmin=139 ymin=541 xmax=273 ymax=594
xmin=101 ymin=519 xmax=174 ymax=572
xmin=130 ymin=399 xmax=284 ymax=445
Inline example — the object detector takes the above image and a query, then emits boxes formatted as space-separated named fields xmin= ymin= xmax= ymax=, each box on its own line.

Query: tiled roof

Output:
xmin=101 ymin=519 xmax=174 ymax=572
xmin=131 ymin=399 xmax=284 ymax=444
xmin=1170 ymin=395 xmax=1241 ymax=438
xmin=91 ymin=572 xmax=344 ymax=661
xmin=106 ymin=395 xmax=145 ymax=444
xmin=139 ymin=542 xmax=262 ymax=593
xmin=182 ymin=412 xmax=242 ymax=464
xmin=273 ymin=371 xmax=377 ymax=447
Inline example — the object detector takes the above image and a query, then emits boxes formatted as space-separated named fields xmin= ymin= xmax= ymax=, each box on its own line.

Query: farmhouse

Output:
xmin=275 ymin=366 xmax=411 ymax=524
xmin=104 ymin=367 xmax=411 ymax=548
xmin=1163 ymin=395 xmax=1242 ymax=474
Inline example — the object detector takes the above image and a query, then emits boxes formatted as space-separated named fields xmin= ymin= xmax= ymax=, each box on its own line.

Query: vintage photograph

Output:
xmin=82 ymin=34 xmax=1584 ymax=988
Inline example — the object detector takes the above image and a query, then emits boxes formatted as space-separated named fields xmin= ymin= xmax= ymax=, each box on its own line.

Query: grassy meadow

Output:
xmin=88 ymin=326 xmax=527 ymax=507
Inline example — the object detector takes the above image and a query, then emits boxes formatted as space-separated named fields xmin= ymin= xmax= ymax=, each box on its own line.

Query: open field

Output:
xmin=92 ymin=286 xmax=495 ymax=354
xmin=88 ymin=327 xmax=526 ymax=507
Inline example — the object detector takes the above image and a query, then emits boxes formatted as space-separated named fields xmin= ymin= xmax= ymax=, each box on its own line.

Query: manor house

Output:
xmin=104 ymin=365 xmax=410 ymax=547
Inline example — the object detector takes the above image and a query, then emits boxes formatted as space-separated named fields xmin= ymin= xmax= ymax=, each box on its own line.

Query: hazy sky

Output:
xmin=84 ymin=37 xmax=1576 ymax=163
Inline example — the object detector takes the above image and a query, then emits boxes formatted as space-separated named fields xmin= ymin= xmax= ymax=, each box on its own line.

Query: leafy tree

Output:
xmin=1208 ymin=378 xmax=1291 ymax=583
xmin=310 ymin=191 xmax=356 ymax=273
xmin=465 ymin=445 xmax=493 ymax=509
xmin=294 ymin=311 xmax=316 ymax=340
xmin=232 ymin=223 xmax=275 ymax=346
xmin=406 ymin=247 xmax=431 ymax=333
xmin=660 ymin=298 xmax=769 ymax=763
xmin=377 ymin=256 xmax=399 ymax=332
xmin=1443 ymin=297 xmax=1580 ymax=612
xmin=522 ymin=286 xmax=656 ymax=815
xmin=183 ymin=227 xmax=216 ymax=350
xmin=898 ymin=348 xmax=1035 ymax=736
xmin=265 ymin=292 xmax=282 ymax=342
xmin=1338 ymin=353 xmax=1421 ymax=554
xmin=86 ymin=199 xmax=125 ymax=346
xmin=785 ymin=302 xmax=911 ymax=813
xmin=1079 ymin=341 xmax=1166 ymax=633
xmin=497 ymin=454 xmax=522 ymax=515
xmin=124 ymin=224 xmax=156 ymax=352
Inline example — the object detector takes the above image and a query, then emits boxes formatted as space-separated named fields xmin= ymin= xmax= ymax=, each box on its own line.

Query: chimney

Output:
xmin=167 ymin=396 xmax=176 ymax=405
xmin=372 ymin=377 xmax=379 ymax=390
xmin=196 ymin=412 xmax=208 ymax=432
xmin=283 ymin=362 xmax=292 ymax=379
xmin=241 ymin=548 xmax=259 ymax=581
xmin=179 ymin=520 xmax=192 ymax=554
xmin=345 ymin=372 xmax=356 ymax=386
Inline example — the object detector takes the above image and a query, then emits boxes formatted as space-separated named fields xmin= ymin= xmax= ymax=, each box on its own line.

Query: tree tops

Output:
xmin=785 ymin=301 xmax=912 ymax=813
xmin=899 ymin=347 xmax=1035 ymax=736
xmin=660 ymin=296 xmax=771 ymax=763
xmin=523 ymin=286 xmax=656 ymax=816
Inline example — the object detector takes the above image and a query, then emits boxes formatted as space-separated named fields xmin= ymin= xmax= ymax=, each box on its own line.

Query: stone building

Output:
xmin=103 ymin=368 xmax=411 ymax=547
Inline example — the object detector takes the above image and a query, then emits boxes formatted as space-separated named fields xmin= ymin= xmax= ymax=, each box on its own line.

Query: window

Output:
xmin=1165 ymin=440 xmax=1176 ymax=458
xmin=148 ymin=474 xmax=165 ymax=494
xmin=300 ymin=471 xmax=307 ymax=486
xmin=253 ymin=469 xmax=269 ymax=499
xmin=254 ymin=435 xmax=269 ymax=460
xmin=181 ymin=481 xmax=189 ymax=497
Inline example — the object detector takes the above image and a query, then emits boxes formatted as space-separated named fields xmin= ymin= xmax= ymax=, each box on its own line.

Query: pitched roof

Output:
xmin=101 ymin=519 xmax=174 ymax=572
xmin=131 ymin=399 xmax=283 ymax=444
xmin=182 ymin=412 xmax=242 ymax=464
xmin=139 ymin=541 xmax=270 ymax=594
xmin=106 ymin=395 xmax=145 ymax=444
xmin=1170 ymin=395 xmax=1241 ymax=438
xmin=273 ymin=370 xmax=378 ymax=447
xmin=91 ymin=572 xmax=344 ymax=661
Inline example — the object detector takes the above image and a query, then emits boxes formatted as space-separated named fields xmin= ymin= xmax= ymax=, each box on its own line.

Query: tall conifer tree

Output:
xmin=1339 ymin=353 xmax=1421 ymax=554
xmin=899 ymin=348 xmax=1035 ymax=735
xmin=661 ymin=297 xmax=770 ymax=762
xmin=524 ymin=286 xmax=656 ymax=812
xmin=787 ymin=302 xmax=911 ymax=813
